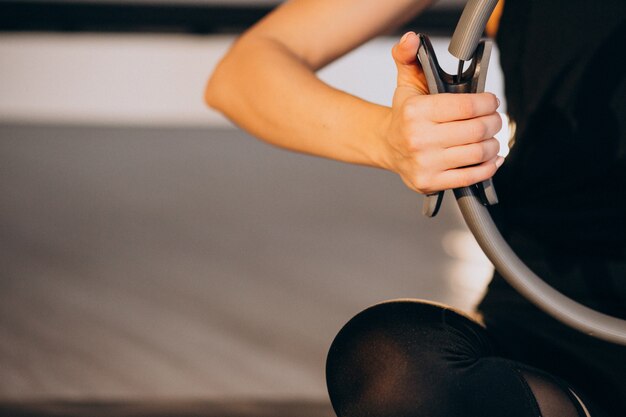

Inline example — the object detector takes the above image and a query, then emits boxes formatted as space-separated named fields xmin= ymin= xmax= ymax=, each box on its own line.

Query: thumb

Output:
xmin=392 ymin=31 xmax=428 ymax=95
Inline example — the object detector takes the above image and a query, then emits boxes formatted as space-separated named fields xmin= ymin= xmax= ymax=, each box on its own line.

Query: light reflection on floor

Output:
xmin=441 ymin=229 xmax=494 ymax=312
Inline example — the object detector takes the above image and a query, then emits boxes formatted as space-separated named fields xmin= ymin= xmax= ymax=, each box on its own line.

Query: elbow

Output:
xmin=205 ymin=36 xmax=245 ymax=114
xmin=204 ymin=60 xmax=228 ymax=111
xmin=205 ymin=47 xmax=248 ymax=119
xmin=203 ymin=76 xmax=216 ymax=109
xmin=204 ymin=34 xmax=272 ymax=113
xmin=204 ymin=35 xmax=270 ymax=118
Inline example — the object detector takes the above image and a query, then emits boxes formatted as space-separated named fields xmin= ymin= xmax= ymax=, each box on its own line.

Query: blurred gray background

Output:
xmin=0 ymin=0 xmax=503 ymax=401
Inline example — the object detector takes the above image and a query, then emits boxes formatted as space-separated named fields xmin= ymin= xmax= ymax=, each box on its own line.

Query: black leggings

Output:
xmin=326 ymin=300 xmax=601 ymax=417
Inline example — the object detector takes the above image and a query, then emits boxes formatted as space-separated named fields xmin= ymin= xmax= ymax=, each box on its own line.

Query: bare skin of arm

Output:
xmin=205 ymin=0 xmax=503 ymax=194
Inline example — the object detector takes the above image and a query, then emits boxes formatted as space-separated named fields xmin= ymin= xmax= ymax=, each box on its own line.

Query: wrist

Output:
xmin=366 ymin=105 xmax=394 ymax=171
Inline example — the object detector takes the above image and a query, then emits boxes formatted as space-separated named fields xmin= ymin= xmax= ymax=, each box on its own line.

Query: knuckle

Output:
xmin=413 ymin=152 xmax=430 ymax=168
xmin=457 ymin=96 xmax=476 ymax=118
xmin=491 ymin=93 xmax=500 ymax=110
xmin=406 ymin=132 xmax=425 ymax=152
xmin=490 ymin=138 xmax=501 ymax=154
xmin=401 ymin=101 xmax=419 ymax=121
xmin=489 ymin=159 xmax=500 ymax=174
xmin=406 ymin=95 xmax=423 ymax=107
xmin=494 ymin=112 xmax=503 ymax=131
xmin=470 ymin=120 xmax=488 ymax=140
xmin=460 ymin=170 xmax=479 ymax=187
xmin=405 ymin=124 xmax=433 ymax=152
xmin=413 ymin=173 xmax=432 ymax=193
xmin=481 ymin=93 xmax=498 ymax=112
xmin=406 ymin=138 xmax=420 ymax=153
xmin=486 ymin=113 xmax=503 ymax=136
xmin=457 ymin=171 xmax=472 ymax=187
xmin=480 ymin=163 xmax=498 ymax=182
xmin=432 ymin=95 xmax=451 ymax=119
xmin=480 ymin=166 xmax=497 ymax=182
xmin=471 ymin=144 xmax=486 ymax=162
xmin=400 ymin=105 xmax=414 ymax=121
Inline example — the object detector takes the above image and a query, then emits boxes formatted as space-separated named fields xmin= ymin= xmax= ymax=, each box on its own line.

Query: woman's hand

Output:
xmin=381 ymin=32 xmax=504 ymax=194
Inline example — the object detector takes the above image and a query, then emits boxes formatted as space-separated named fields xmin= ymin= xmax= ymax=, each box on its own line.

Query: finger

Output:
xmin=438 ymin=138 xmax=500 ymax=169
xmin=425 ymin=93 xmax=500 ymax=122
xmin=392 ymin=31 xmax=428 ymax=94
xmin=433 ymin=155 xmax=504 ymax=191
xmin=435 ymin=112 xmax=502 ymax=147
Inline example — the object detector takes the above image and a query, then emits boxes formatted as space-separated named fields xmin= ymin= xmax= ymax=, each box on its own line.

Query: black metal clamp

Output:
xmin=417 ymin=34 xmax=499 ymax=217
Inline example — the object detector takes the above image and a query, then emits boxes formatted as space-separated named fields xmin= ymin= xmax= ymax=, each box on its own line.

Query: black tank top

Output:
xmin=476 ymin=4 xmax=626 ymax=403
xmin=492 ymin=0 xmax=626 ymax=257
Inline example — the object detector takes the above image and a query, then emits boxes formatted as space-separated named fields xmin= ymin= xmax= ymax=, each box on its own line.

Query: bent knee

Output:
xmin=326 ymin=300 xmax=593 ymax=417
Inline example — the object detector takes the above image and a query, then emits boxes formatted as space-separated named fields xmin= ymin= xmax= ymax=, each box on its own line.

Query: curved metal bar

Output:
xmin=454 ymin=188 xmax=626 ymax=346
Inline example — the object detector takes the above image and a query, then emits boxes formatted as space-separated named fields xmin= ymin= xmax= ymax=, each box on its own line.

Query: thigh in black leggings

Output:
xmin=326 ymin=300 xmax=600 ymax=417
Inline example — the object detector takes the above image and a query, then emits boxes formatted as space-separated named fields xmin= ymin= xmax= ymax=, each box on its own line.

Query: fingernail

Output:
xmin=496 ymin=97 xmax=501 ymax=108
xmin=495 ymin=156 xmax=505 ymax=168
xmin=400 ymin=32 xmax=415 ymax=44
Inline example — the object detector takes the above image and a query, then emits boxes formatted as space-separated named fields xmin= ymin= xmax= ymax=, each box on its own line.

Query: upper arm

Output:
xmin=245 ymin=0 xmax=434 ymax=70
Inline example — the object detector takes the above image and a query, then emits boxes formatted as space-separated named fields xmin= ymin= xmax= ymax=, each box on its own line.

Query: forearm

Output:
xmin=206 ymin=35 xmax=392 ymax=169
xmin=206 ymin=21 xmax=503 ymax=195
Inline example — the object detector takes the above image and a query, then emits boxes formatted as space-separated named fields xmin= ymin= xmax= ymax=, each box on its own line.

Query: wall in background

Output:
xmin=0 ymin=33 xmax=505 ymax=128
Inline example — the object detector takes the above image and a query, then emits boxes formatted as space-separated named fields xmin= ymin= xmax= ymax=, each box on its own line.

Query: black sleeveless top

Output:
xmin=492 ymin=0 xmax=626 ymax=256
xmin=481 ymin=0 xmax=626 ymax=313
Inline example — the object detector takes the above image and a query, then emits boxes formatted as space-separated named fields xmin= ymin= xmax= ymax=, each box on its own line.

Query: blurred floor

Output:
xmin=0 ymin=124 xmax=492 ymax=400
xmin=0 ymin=400 xmax=335 ymax=417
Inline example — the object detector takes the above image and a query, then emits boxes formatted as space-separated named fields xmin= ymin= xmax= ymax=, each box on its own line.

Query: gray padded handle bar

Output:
xmin=449 ymin=0 xmax=499 ymax=60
